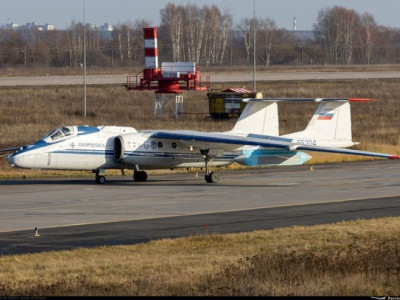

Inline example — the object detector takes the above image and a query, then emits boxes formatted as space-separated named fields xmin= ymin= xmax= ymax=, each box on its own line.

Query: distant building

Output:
xmin=5 ymin=22 xmax=19 ymax=29
xmin=290 ymin=30 xmax=315 ymax=42
xmin=37 ymin=24 xmax=55 ymax=31
xmin=22 ymin=22 xmax=39 ymax=29
xmin=5 ymin=22 xmax=55 ymax=31
xmin=99 ymin=23 xmax=113 ymax=39
xmin=100 ymin=23 xmax=113 ymax=32
xmin=43 ymin=24 xmax=55 ymax=31
xmin=87 ymin=23 xmax=97 ymax=31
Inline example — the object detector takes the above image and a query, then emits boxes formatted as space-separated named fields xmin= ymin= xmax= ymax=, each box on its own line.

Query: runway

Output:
xmin=1 ymin=160 xmax=400 ymax=255
xmin=2 ymin=70 xmax=400 ymax=86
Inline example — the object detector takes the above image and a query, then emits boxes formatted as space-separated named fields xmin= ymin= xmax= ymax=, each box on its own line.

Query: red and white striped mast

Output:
xmin=144 ymin=27 xmax=158 ymax=69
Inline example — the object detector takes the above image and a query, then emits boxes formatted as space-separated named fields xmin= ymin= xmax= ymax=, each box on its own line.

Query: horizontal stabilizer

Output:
xmin=238 ymin=97 xmax=376 ymax=103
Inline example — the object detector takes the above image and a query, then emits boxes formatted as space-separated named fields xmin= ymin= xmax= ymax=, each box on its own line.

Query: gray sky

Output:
xmin=1 ymin=0 xmax=400 ymax=30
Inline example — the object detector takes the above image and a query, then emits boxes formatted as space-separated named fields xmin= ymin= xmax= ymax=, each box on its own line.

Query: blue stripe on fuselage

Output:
xmin=51 ymin=149 xmax=236 ymax=160
xmin=76 ymin=126 xmax=100 ymax=135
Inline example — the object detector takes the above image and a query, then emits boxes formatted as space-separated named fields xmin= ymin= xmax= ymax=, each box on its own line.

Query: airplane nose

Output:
xmin=8 ymin=151 xmax=48 ymax=169
xmin=8 ymin=152 xmax=34 ymax=168
xmin=7 ymin=154 xmax=16 ymax=167
xmin=8 ymin=153 xmax=22 ymax=167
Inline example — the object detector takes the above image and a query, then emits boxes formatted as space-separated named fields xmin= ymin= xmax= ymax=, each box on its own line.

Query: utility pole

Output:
xmin=23 ymin=47 xmax=27 ymax=67
xmin=83 ymin=0 xmax=87 ymax=118
xmin=253 ymin=0 xmax=256 ymax=92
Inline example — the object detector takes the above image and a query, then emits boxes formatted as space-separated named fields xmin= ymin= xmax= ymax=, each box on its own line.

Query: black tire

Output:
xmin=134 ymin=171 xmax=148 ymax=182
xmin=205 ymin=174 xmax=211 ymax=183
xmin=95 ymin=175 xmax=106 ymax=184
xmin=205 ymin=172 xmax=219 ymax=183
xmin=209 ymin=172 xmax=219 ymax=183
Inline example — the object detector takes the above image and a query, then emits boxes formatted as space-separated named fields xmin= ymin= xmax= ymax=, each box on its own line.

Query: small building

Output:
xmin=100 ymin=23 xmax=113 ymax=39
xmin=5 ymin=22 xmax=19 ymax=29
xmin=207 ymin=88 xmax=262 ymax=119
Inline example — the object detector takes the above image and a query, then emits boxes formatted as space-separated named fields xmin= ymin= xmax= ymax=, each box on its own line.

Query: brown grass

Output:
xmin=1 ymin=75 xmax=400 ymax=296
xmin=0 ymin=217 xmax=399 ymax=296
xmin=1 ymin=78 xmax=400 ymax=177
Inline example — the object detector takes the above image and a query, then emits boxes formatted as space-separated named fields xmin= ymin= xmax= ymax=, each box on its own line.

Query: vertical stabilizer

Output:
xmin=229 ymin=101 xmax=279 ymax=135
xmin=284 ymin=100 xmax=354 ymax=147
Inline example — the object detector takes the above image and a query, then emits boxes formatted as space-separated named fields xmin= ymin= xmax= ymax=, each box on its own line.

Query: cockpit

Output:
xmin=42 ymin=126 xmax=76 ymax=143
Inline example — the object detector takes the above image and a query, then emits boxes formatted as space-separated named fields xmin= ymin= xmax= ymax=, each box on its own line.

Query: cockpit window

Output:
xmin=43 ymin=126 xmax=75 ymax=142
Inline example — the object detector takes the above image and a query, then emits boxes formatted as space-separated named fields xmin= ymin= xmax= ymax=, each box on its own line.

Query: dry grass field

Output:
xmin=0 ymin=75 xmax=400 ymax=296
xmin=0 ymin=217 xmax=399 ymax=296
xmin=1 ymin=75 xmax=400 ymax=296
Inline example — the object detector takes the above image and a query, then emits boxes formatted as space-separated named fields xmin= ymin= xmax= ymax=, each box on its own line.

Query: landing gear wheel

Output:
xmin=205 ymin=172 xmax=219 ymax=183
xmin=201 ymin=149 xmax=220 ymax=184
xmin=95 ymin=175 xmax=106 ymax=184
xmin=134 ymin=171 xmax=148 ymax=182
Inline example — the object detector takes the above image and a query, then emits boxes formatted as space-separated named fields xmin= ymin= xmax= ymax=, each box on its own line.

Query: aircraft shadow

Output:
xmin=0 ymin=178 xmax=278 ymax=188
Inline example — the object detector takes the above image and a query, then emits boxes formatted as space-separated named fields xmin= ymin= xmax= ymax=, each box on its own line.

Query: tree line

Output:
xmin=1 ymin=4 xmax=400 ymax=68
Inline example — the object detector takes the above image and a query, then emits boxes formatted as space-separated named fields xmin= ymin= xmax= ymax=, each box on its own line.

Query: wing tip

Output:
xmin=389 ymin=155 xmax=400 ymax=159
xmin=347 ymin=98 xmax=377 ymax=102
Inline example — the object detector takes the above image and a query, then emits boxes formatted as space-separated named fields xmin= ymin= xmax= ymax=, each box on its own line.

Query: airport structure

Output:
xmin=125 ymin=27 xmax=210 ymax=117
xmin=207 ymin=88 xmax=262 ymax=119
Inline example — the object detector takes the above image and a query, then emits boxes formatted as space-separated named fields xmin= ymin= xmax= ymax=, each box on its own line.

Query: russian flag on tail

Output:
xmin=317 ymin=113 xmax=334 ymax=120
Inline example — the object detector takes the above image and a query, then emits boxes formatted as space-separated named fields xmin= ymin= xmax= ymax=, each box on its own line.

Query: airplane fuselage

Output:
xmin=8 ymin=125 xmax=313 ymax=173
xmin=8 ymin=126 xmax=234 ymax=171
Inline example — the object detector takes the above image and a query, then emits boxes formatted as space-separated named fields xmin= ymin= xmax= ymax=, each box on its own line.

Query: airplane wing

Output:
xmin=150 ymin=130 xmax=400 ymax=159
xmin=0 ymin=147 xmax=21 ymax=153
xmin=239 ymin=97 xmax=376 ymax=102
xmin=0 ymin=147 xmax=21 ymax=158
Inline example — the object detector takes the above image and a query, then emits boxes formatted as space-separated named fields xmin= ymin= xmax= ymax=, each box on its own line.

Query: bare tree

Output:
xmin=68 ymin=21 xmax=84 ymax=67
xmin=259 ymin=18 xmax=276 ymax=66
xmin=183 ymin=4 xmax=205 ymax=62
xmin=237 ymin=18 xmax=257 ymax=63
xmin=361 ymin=13 xmax=377 ymax=64
xmin=160 ymin=3 xmax=184 ymax=61
xmin=217 ymin=9 xmax=232 ymax=65
xmin=159 ymin=3 xmax=232 ymax=65
xmin=314 ymin=6 xmax=362 ymax=64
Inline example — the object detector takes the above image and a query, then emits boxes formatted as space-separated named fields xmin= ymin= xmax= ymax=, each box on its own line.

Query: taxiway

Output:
xmin=1 ymin=160 xmax=400 ymax=255
xmin=2 ymin=70 xmax=400 ymax=86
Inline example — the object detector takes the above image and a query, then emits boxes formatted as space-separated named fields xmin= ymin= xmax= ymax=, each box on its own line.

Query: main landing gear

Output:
xmin=93 ymin=166 xmax=148 ymax=184
xmin=201 ymin=149 xmax=219 ymax=184
xmin=133 ymin=170 xmax=148 ymax=182
xmin=94 ymin=169 xmax=106 ymax=184
xmin=133 ymin=165 xmax=148 ymax=182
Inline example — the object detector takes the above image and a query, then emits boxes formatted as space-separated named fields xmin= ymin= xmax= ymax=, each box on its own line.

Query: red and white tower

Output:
xmin=142 ymin=27 xmax=160 ymax=87
xmin=126 ymin=27 xmax=210 ymax=117
xmin=144 ymin=27 xmax=158 ymax=69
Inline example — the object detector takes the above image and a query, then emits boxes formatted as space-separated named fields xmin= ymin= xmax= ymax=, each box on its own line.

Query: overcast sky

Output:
xmin=1 ymin=0 xmax=400 ymax=31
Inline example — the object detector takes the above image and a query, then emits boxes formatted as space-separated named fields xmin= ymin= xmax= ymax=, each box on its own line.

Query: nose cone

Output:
xmin=7 ymin=154 xmax=16 ymax=167
xmin=8 ymin=152 xmax=25 ymax=168
xmin=8 ymin=151 xmax=47 ymax=169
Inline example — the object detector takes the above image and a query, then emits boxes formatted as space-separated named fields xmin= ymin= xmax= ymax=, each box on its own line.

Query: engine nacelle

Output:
xmin=234 ymin=149 xmax=312 ymax=166
xmin=114 ymin=135 xmax=125 ymax=162
xmin=113 ymin=133 xmax=158 ymax=167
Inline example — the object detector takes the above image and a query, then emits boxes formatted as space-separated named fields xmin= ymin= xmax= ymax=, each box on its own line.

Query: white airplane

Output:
xmin=2 ymin=98 xmax=399 ymax=184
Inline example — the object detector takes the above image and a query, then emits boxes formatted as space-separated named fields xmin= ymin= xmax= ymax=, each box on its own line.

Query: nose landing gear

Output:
xmin=93 ymin=169 xmax=106 ymax=184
